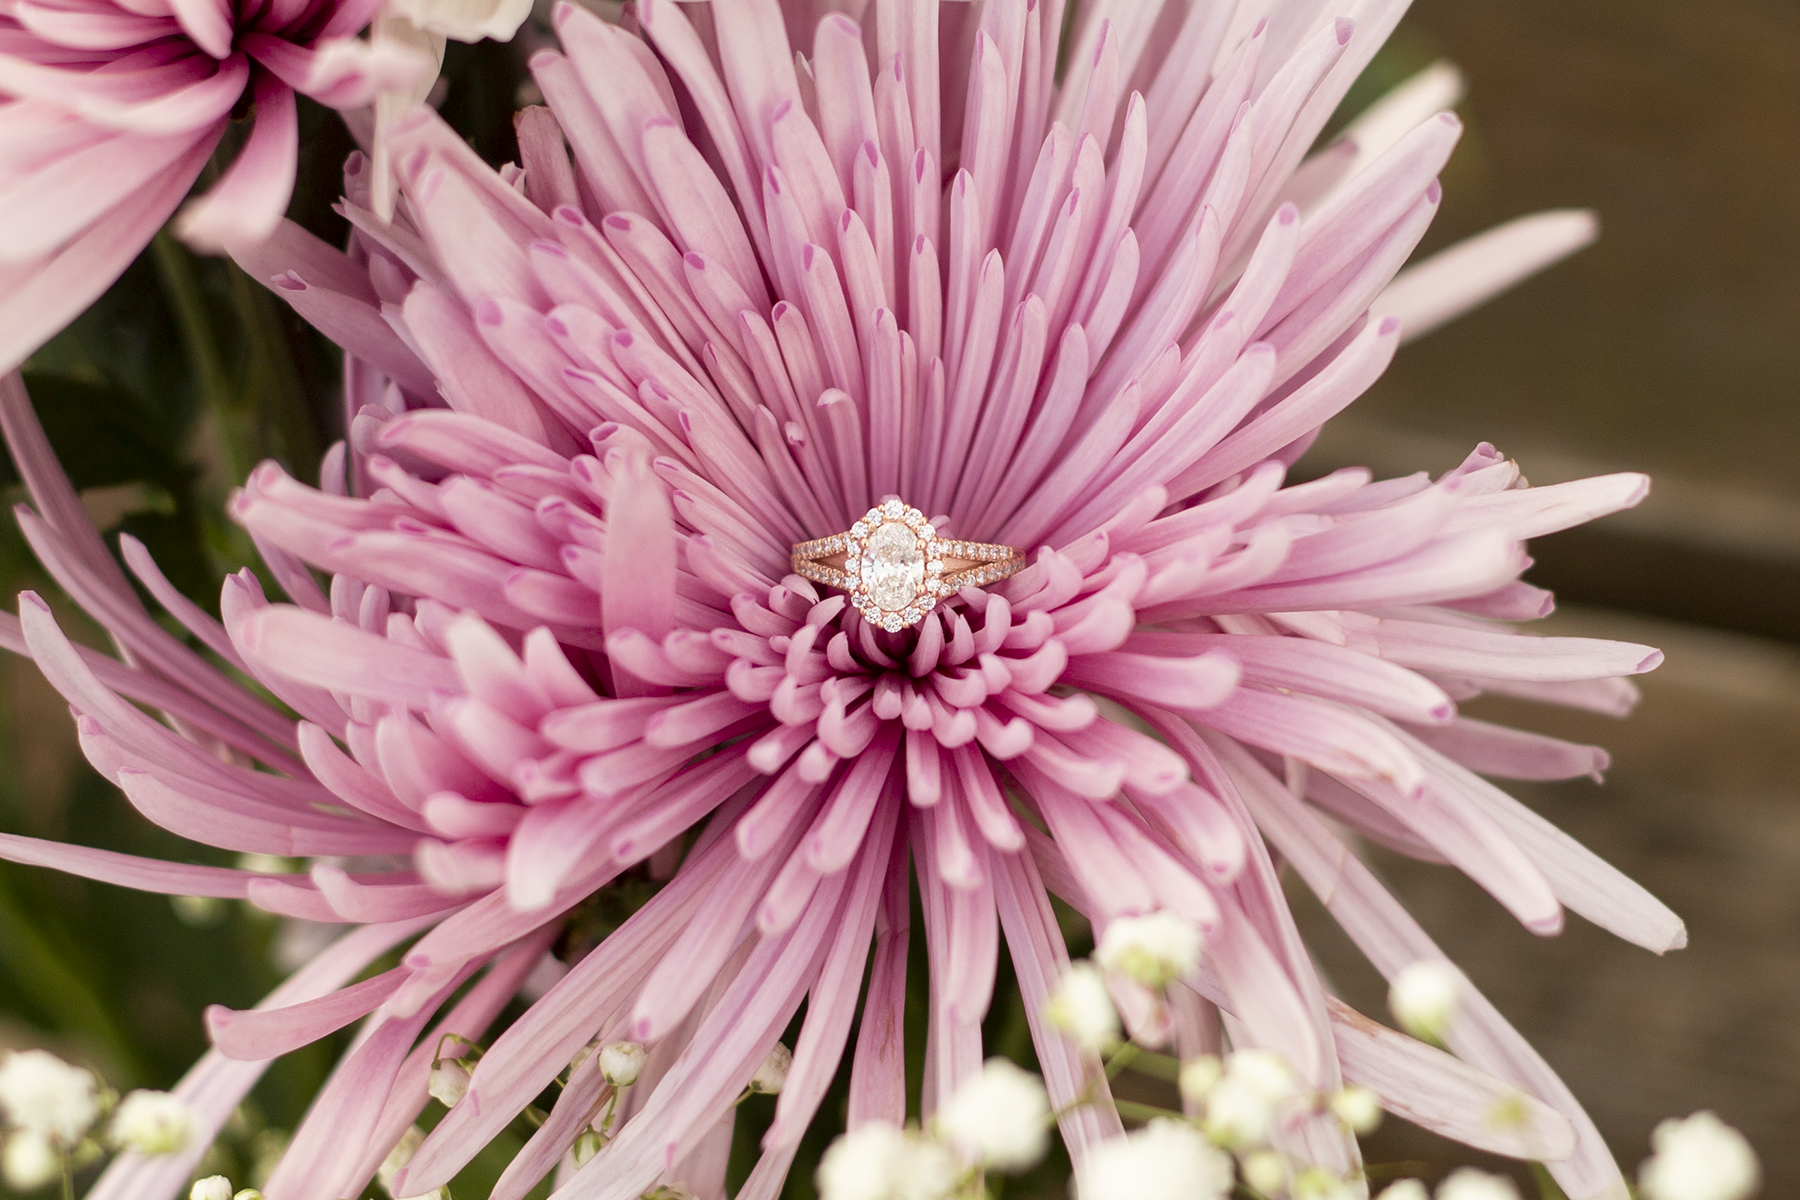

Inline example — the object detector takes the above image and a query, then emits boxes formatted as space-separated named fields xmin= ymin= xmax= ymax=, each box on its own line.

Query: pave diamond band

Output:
xmin=790 ymin=498 xmax=1025 ymax=631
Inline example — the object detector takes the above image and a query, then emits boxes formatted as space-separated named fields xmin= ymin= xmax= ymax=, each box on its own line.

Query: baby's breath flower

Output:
xmin=1046 ymin=963 xmax=1119 ymax=1053
xmin=1178 ymin=1054 xmax=1224 ymax=1106
xmin=599 ymin=1042 xmax=646 ymax=1088
xmin=1328 ymin=1084 xmax=1383 ymax=1134
xmin=1376 ymin=1182 xmax=1430 ymax=1200
xmin=1075 ymin=1119 xmax=1234 ymax=1200
xmin=1095 ymin=912 xmax=1204 ymax=989
xmin=1241 ymin=1148 xmax=1288 ymax=1196
xmin=1638 ymin=1111 xmax=1760 ymax=1200
xmin=1390 ymin=961 xmax=1464 ymax=1042
xmin=816 ymin=1122 xmax=959 ymax=1200
xmin=2 ymin=1130 xmax=58 ymax=1191
xmin=749 ymin=1043 xmax=791 ymax=1095
xmin=427 ymin=1058 xmax=471 ymax=1108
xmin=109 ymin=1089 xmax=197 ymax=1155
xmin=937 ymin=1059 xmax=1050 ymax=1171
xmin=1436 ymin=1168 xmax=1520 ymax=1200
xmin=0 ymin=1049 xmax=98 ymax=1144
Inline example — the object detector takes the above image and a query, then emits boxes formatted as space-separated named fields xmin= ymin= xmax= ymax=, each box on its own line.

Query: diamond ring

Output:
xmin=790 ymin=498 xmax=1026 ymax=631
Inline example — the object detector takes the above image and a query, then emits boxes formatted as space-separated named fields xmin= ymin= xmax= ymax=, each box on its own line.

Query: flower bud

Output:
xmin=3 ymin=1131 xmax=59 ymax=1191
xmin=233 ymin=1191 xmax=264 ymax=1200
xmin=1388 ymin=961 xmax=1461 ymax=1042
xmin=937 ymin=1058 xmax=1051 ymax=1171
xmin=1436 ymin=1168 xmax=1520 ymax=1200
xmin=572 ymin=1128 xmax=603 ymax=1166
xmin=1094 ymin=911 xmax=1203 ymax=989
xmin=749 ymin=1043 xmax=791 ymax=1095
xmin=1177 ymin=1054 xmax=1222 ymax=1105
xmin=1045 ymin=962 xmax=1119 ymax=1052
xmin=1328 ymin=1084 xmax=1383 ymax=1134
xmin=1293 ymin=1166 xmax=1358 ymax=1200
xmin=599 ymin=1041 xmax=646 ymax=1087
xmin=190 ymin=1178 xmax=234 ymax=1200
xmin=428 ymin=1059 xmax=471 ymax=1108
xmin=1375 ymin=1182 xmax=1429 ymax=1200
xmin=377 ymin=1126 xmax=426 ymax=1195
xmin=1638 ymin=1111 xmax=1760 ymax=1200
xmin=1241 ymin=1149 xmax=1287 ymax=1196
xmin=109 ymin=1089 xmax=198 ymax=1155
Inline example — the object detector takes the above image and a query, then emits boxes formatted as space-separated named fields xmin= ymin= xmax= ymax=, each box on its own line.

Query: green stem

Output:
xmin=151 ymin=233 xmax=233 ymax=423
xmin=1113 ymin=1099 xmax=1185 ymax=1123
xmin=61 ymin=1159 xmax=74 ymax=1200
xmin=1103 ymin=1041 xmax=1141 ymax=1082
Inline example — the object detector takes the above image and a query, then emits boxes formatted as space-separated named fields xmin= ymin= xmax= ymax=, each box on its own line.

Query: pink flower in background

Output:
xmin=0 ymin=0 xmax=445 ymax=375
xmin=0 ymin=2 xmax=1685 ymax=1200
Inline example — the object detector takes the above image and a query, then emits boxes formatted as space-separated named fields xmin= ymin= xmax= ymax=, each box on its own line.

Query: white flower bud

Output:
xmin=1177 ymin=1054 xmax=1222 ymax=1105
xmin=1094 ymin=911 xmax=1204 ymax=989
xmin=1201 ymin=1075 xmax=1273 ymax=1148
xmin=385 ymin=0 xmax=532 ymax=43
xmin=190 ymin=1177 xmax=235 ymax=1200
xmin=428 ymin=1058 xmax=471 ymax=1107
xmin=1638 ymin=1111 xmax=1760 ymax=1200
xmin=1241 ymin=1149 xmax=1287 ymax=1196
xmin=0 ymin=1050 xmax=99 ymax=1143
xmin=233 ymin=1191 xmax=265 ymax=1200
xmin=3 ymin=1131 xmax=59 ymax=1190
xmin=1389 ymin=961 xmax=1462 ymax=1041
xmin=109 ymin=1090 xmax=197 ymax=1155
xmin=1293 ymin=1166 xmax=1359 ymax=1200
xmin=1075 ymin=1119 xmax=1234 ymax=1200
xmin=1436 ymin=1168 xmax=1520 ymax=1200
xmin=1328 ymin=1084 xmax=1383 ymax=1134
xmin=1375 ymin=1182 xmax=1430 ymax=1200
xmin=572 ymin=1128 xmax=603 ymax=1166
xmin=937 ymin=1059 xmax=1050 ymax=1171
xmin=1046 ymin=962 xmax=1119 ymax=1052
xmin=377 ymin=1126 xmax=426 ymax=1194
xmin=816 ymin=1121 xmax=959 ymax=1200
xmin=749 ymin=1043 xmax=791 ymax=1095
xmin=1225 ymin=1049 xmax=1296 ymax=1101
xmin=599 ymin=1041 xmax=646 ymax=1087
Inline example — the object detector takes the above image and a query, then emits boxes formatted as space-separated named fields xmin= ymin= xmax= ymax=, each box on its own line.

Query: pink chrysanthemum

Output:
xmin=0 ymin=0 xmax=438 ymax=374
xmin=0 ymin=3 xmax=1682 ymax=1200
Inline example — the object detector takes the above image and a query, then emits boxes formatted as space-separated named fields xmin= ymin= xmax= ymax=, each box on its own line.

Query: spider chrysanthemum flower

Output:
xmin=0 ymin=0 xmax=501 ymax=374
xmin=0 ymin=3 xmax=1683 ymax=1200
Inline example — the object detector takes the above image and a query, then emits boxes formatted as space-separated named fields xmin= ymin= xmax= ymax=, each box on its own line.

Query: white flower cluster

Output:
xmin=816 ymin=1059 xmax=1050 ymax=1200
xmin=190 ymin=1177 xmax=264 ymax=1200
xmin=0 ymin=1048 xmax=198 ymax=1190
xmin=1369 ymin=1109 xmax=1761 ymax=1200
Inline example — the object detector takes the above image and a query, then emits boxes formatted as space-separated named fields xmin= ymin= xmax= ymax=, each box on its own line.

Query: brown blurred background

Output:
xmin=1294 ymin=0 xmax=1800 ymax=1190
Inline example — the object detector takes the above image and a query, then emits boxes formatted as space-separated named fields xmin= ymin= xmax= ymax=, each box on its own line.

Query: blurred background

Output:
xmin=0 ymin=0 xmax=1794 ymax=1195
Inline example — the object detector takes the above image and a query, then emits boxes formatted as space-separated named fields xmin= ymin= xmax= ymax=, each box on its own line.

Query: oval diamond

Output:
xmin=861 ymin=521 xmax=924 ymax=612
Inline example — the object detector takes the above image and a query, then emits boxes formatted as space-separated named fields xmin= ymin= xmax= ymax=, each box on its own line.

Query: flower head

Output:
xmin=936 ymin=1058 xmax=1050 ymax=1171
xmin=1390 ymin=960 xmax=1463 ymax=1041
xmin=1638 ymin=1112 xmax=1760 ymax=1200
xmin=598 ymin=1041 xmax=647 ymax=1088
xmin=1047 ymin=962 xmax=1120 ymax=1052
xmin=189 ymin=1178 xmax=234 ymax=1200
xmin=108 ymin=1090 xmax=197 ymax=1155
xmin=0 ymin=1049 xmax=98 ymax=1144
xmin=1437 ymin=1168 xmax=1520 ymax=1200
xmin=0 ymin=2 xmax=1685 ymax=1199
xmin=1076 ymin=1119 xmax=1234 ymax=1200
xmin=0 ymin=0 xmax=454 ymax=376
xmin=1096 ymin=911 xmax=1204 ymax=989
xmin=816 ymin=1122 xmax=958 ymax=1200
